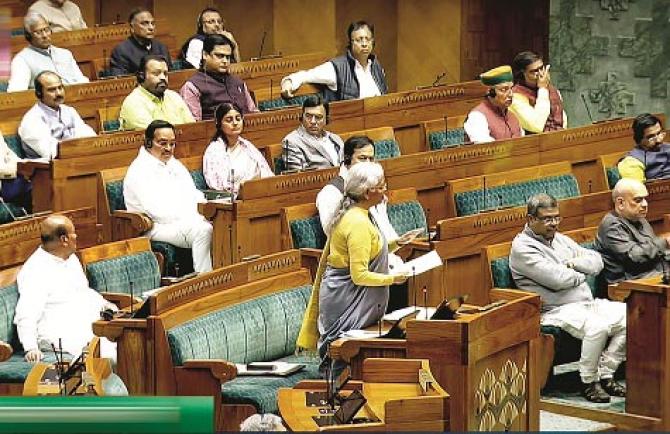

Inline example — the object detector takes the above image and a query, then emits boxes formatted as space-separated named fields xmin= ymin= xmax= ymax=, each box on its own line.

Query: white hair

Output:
xmin=24 ymin=12 xmax=47 ymax=33
xmin=239 ymin=414 xmax=285 ymax=432
xmin=326 ymin=161 xmax=385 ymax=235
xmin=612 ymin=178 xmax=645 ymax=202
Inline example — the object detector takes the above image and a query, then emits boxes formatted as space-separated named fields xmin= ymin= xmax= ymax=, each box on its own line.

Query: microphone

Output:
xmin=580 ymin=93 xmax=595 ymax=124
xmin=102 ymin=48 xmax=108 ymax=78
xmin=422 ymin=286 xmax=428 ymax=319
xmin=425 ymin=208 xmax=431 ymax=239
xmin=481 ymin=176 xmax=487 ymax=212
xmin=663 ymin=256 xmax=670 ymax=285
xmin=496 ymin=193 xmax=503 ymax=211
xmin=174 ymin=262 xmax=180 ymax=278
xmin=411 ymin=266 xmax=417 ymax=308
xmin=269 ymin=77 xmax=273 ymax=102
xmin=258 ymin=31 xmax=267 ymax=60
xmin=588 ymin=180 xmax=593 ymax=194
xmin=432 ymin=71 xmax=447 ymax=87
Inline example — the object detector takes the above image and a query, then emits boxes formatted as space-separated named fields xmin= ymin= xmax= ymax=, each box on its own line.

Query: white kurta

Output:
xmin=15 ymin=247 xmax=109 ymax=357
xmin=282 ymin=58 xmax=382 ymax=98
xmin=123 ymin=147 xmax=212 ymax=272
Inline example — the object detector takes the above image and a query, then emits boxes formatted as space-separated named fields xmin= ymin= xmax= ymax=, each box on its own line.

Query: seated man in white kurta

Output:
xmin=123 ymin=120 xmax=213 ymax=273
xmin=14 ymin=214 xmax=117 ymax=362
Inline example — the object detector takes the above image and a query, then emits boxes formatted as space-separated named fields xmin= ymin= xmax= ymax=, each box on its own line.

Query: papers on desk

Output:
xmin=236 ymin=362 xmax=305 ymax=376
xmin=340 ymin=330 xmax=384 ymax=339
xmin=394 ymin=250 xmax=442 ymax=275
xmin=382 ymin=306 xmax=436 ymax=322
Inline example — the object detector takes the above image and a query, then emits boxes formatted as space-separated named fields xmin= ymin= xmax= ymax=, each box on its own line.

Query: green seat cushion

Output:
xmin=290 ymin=217 xmax=326 ymax=249
xmin=0 ymin=353 xmax=71 ymax=384
xmin=0 ymin=203 xmax=25 ymax=225
xmin=106 ymin=180 xmax=125 ymax=213
xmin=0 ymin=283 xmax=20 ymax=348
xmin=0 ymin=81 xmax=7 ymax=93
xmin=190 ymin=170 xmax=207 ymax=191
xmin=167 ymin=285 xmax=311 ymax=366
xmin=428 ymin=128 xmax=467 ymax=150
xmin=387 ymin=200 xmax=428 ymax=237
xmin=606 ymin=167 xmax=621 ymax=189
xmin=222 ymin=353 xmax=320 ymax=413
xmin=86 ymin=251 xmax=161 ymax=295
xmin=171 ymin=59 xmax=188 ymax=71
xmin=373 ymin=139 xmax=401 ymax=160
xmin=258 ymin=94 xmax=315 ymax=112
xmin=103 ymin=119 xmax=121 ymax=132
xmin=455 ymin=174 xmax=580 ymax=216
xmin=273 ymin=157 xmax=286 ymax=175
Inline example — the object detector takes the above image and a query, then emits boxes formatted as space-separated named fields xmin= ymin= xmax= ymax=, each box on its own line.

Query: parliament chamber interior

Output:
xmin=0 ymin=0 xmax=668 ymax=432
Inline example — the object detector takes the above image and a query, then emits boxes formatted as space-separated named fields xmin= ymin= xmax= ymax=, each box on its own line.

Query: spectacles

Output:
xmin=645 ymin=131 xmax=666 ymax=144
xmin=352 ymin=37 xmax=374 ymax=44
xmin=534 ymin=215 xmax=562 ymax=225
xmin=303 ymin=113 xmax=325 ymax=122
xmin=202 ymin=19 xmax=223 ymax=25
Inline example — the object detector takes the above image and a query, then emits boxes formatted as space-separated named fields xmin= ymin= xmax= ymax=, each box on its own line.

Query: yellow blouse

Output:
xmin=617 ymin=156 xmax=646 ymax=183
xmin=327 ymin=206 xmax=395 ymax=286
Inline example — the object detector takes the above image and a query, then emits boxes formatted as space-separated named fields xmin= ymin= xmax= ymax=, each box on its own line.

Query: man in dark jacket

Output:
xmin=280 ymin=21 xmax=387 ymax=102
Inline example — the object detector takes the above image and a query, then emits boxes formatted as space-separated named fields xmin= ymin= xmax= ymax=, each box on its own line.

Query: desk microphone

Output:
xmin=588 ymin=180 xmax=593 ymax=194
xmin=480 ymin=176 xmax=487 ymax=213
xmin=581 ymin=93 xmax=596 ymax=124
xmin=422 ymin=286 xmax=428 ymax=319
xmin=663 ymin=256 xmax=670 ymax=284
xmin=258 ymin=31 xmax=267 ymax=60
xmin=432 ymin=71 xmax=447 ymax=87
xmin=411 ymin=266 xmax=417 ymax=308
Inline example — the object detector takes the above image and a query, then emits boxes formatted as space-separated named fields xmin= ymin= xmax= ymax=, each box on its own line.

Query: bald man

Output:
xmin=595 ymin=178 xmax=670 ymax=283
xmin=14 ymin=215 xmax=117 ymax=362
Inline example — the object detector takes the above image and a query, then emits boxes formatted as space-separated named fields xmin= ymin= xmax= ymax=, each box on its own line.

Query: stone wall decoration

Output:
xmin=599 ymin=0 xmax=632 ymax=20
xmin=588 ymin=71 xmax=636 ymax=116
xmin=474 ymin=359 xmax=527 ymax=431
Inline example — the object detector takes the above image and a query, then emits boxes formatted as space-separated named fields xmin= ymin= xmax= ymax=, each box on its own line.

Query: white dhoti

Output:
xmin=542 ymin=298 xmax=626 ymax=383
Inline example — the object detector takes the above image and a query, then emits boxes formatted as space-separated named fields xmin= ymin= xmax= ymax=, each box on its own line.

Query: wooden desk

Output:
xmin=279 ymin=358 xmax=449 ymax=431
xmin=610 ymin=277 xmax=670 ymax=429
xmin=330 ymin=288 xmax=541 ymax=431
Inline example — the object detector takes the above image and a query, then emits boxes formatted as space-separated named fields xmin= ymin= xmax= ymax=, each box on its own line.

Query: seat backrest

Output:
xmin=166 ymin=284 xmax=311 ymax=366
xmin=387 ymin=188 xmax=428 ymax=236
xmin=0 ymin=268 xmax=21 ymax=351
xmin=4 ymin=134 xmax=25 ymax=159
xmin=79 ymin=238 xmax=161 ymax=295
xmin=281 ymin=203 xmax=326 ymax=250
xmin=258 ymin=93 xmax=315 ymax=112
xmin=428 ymin=127 xmax=468 ymax=150
xmin=96 ymin=107 xmax=122 ymax=133
xmin=340 ymin=126 xmax=400 ymax=160
xmin=598 ymin=152 xmax=626 ymax=189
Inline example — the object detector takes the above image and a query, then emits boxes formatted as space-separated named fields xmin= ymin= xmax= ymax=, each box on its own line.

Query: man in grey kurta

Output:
xmin=509 ymin=193 xmax=626 ymax=403
xmin=596 ymin=178 xmax=670 ymax=283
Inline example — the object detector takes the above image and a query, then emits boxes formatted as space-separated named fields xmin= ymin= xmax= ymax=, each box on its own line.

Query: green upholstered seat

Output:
xmin=258 ymin=94 xmax=315 ymax=112
xmin=171 ymin=59 xmax=188 ymax=71
xmin=373 ymin=139 xmax=401 ymax=160
xmin=455 ymin=174 xmax=580 ymax=216
xmin=0 ymin=81 xmax=7 ymax=93
xmin=428 ymin=128 xmax=467 ymax=150
xmin=387 ymin=200 xmax=428 ymax=237
xmin=5 ymin=135 xmax=25 ymax=159
xmin=103 ymin=119 xmax=121 ymax=132
xmin=289 ymin=217 xmax=326 ymax=249
xmin=85 ymin=251 xmax=161 ymax=295
xmin=0 ymin=203 xmax=25 ymax=224
xmin=606 ymin=167 xmax=621 ymax=189
xmin=166 ymin=284 xmax=320 ymax=413
xmin=10 ymin=28 xmax=23 ymax=37
xmin=273 ymin=157 xmax=286 ymax=175
xmin=190 ymin=170 xmax=207 ymax=191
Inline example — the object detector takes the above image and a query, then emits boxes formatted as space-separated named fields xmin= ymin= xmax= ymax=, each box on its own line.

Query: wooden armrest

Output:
xmin=17 ymin=161 xmax=49 ymax=179
xmin=299 ymin=248 xmax=322 ymax=259
xmin=607 ymin=283 xmax=628 ymax=301
xmin=330 ymin=338 xmax=406 ymax=363
xmin=101 ymin=293 xmax=141 ymax=309
xmin=112 ymin=210 xmax=153 ymax=232
xmin=182 ymin=359 xmax=237 ymax=382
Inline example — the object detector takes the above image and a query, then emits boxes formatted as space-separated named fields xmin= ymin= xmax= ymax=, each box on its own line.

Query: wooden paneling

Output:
xmin=154 ymin=0 xmax=209 ymax=48
xmin=273 ymin=0 xmax=336 ymax=59
xmin=99 ymin=0 xmax=152 ymax=25
xmin=215 ymin=0 xmax=275 ymax=61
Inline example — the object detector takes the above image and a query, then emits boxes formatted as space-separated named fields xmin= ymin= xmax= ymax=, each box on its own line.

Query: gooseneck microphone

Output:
xmin=581 ymin=93 xmax=595 ymax=124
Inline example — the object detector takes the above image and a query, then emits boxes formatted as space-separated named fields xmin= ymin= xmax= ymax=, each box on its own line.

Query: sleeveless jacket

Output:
xmin=513 ymin=83 xmax=564 ymax=132
xmin=187 ymin=71 xmax=251 ymax=120
xmin=628 ymin=144 xmax=670 ymax=180
xmin=322 ymin=51 xmax=388 ymax=102
xmin=472 ymin=99 xmax=523 ymax=140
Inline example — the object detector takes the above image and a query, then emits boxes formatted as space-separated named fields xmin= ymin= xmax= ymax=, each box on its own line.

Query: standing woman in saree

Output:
xmin=297 ymin=161 xmax=409 ymax=372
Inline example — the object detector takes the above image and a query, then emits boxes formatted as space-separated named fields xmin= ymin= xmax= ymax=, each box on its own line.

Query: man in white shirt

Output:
xmin=8 ymin=12 xmax=88 ymax=92
xmin=123 ymin=120 xmax=213 ymax=273
xmin=28 ymin=0 xmax=87 ymax=33
xmin=280 ymin=21 xmax=388 ymax=102
xmin=18 ymin=71 xmax=96 ymax=160
xmin=281 ymin=95 xmax=344 ymax=171
xmin=15 ymin=214 xmax=117 ymax=362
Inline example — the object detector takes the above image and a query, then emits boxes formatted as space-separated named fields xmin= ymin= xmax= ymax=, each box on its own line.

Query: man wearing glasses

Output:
xmin=123 ymin=120 xmax=212 ymax=273
xmin=463 ymin=65 xmax=523 ymax=144
xmin=280 ymin=21 xmax=387 ymax=102
xmin=617 ymin=113 xmax=669 ymax=182
xmin=510 ymin=51 xmax=567 ymax=133
xmin=510 ymin=193 xmax=626 ymax=403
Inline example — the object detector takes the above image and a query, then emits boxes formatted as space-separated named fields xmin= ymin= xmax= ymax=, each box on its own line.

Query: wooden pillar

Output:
xmin=397 ymin=0 xmax=462 ymax=90
xmin=273 ymin=0 xmax=336 ymax=58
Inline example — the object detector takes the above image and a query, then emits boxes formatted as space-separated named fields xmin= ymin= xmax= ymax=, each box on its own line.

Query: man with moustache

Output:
xmin=179 ymin=34 xmax=257 ymax=121
xmin=119 ymin=55 xmax=194 ymax=130
xmin=109 ymin=7 xmax=171 ymax=76
xmin=18 ymin=71 xmax=95 ymax=160
xmin=510 ymin=193 xmax=626 ymax=403
xmin=464 ymin=65 xmax=524 ymax=144
xmin=123 ymin=120 xmax=212 ymax=273
xmin=280 ymin=21 xmax=388 ymax=102
xmin=8 ymin=12 xmax=88 ymax=91
xmin=617 ymin=113 xmax=669 ymax=183
xmin=180 ymin=7 xmax=240 ymax=69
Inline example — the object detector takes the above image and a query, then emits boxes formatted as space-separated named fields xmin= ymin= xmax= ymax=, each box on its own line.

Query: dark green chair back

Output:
xmin=428 ymin=128 xmax=467 ymax=150
xmin=455 ymin=174 xmax=580 ymax=217
xmin=606 ymin=167 xmax=621 ymax=189
xmin=289 ymin=217 xmax=326 ymax=249
xmin=373 ymin=139 xmax=401 ymax=160
xmin=103 ymin=119 xmax=121 ymax=133
xmin=0 ymin=282 xmax=20 ymax=351
xmin=4 ymin=135 xmax=25 ymax=159
xmin=0 ymin=203 xmax=25 ymax=225
xmin=0 ymin=82 xmax=7 ymax=93
xmin=85 ymin=251 xmax=161 ymax=295
xmin=258 ymin=94 xmax=315 ymax=112
xmin=387 ymin=200 xmax=428 ymax=237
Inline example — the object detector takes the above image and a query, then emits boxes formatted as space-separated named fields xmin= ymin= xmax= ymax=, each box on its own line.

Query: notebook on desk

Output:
xmin=236 ymin=361 xmax=305 ymax=376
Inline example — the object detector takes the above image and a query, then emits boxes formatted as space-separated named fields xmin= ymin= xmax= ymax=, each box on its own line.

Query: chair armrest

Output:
xmin=299 ymin=248 xmax=322 ymax=259
xmin=112 ymin=210 xmax=153 ymax=232
xmin=182 ymin=359 xmax=237 ymax=382
xmin=329 ymin=338 xmax=407 ymax=363
xmin=17 ymin=161 xmax=49 ymax=179
xmin=101 ymin=293 xmax=142 ymax=310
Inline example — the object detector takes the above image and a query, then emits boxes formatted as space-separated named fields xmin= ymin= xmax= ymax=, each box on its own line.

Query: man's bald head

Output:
xmin=612 ymin=178 xmax=649 ymax=222
xmin=40 ymin=215 xmax=77 ymax=258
